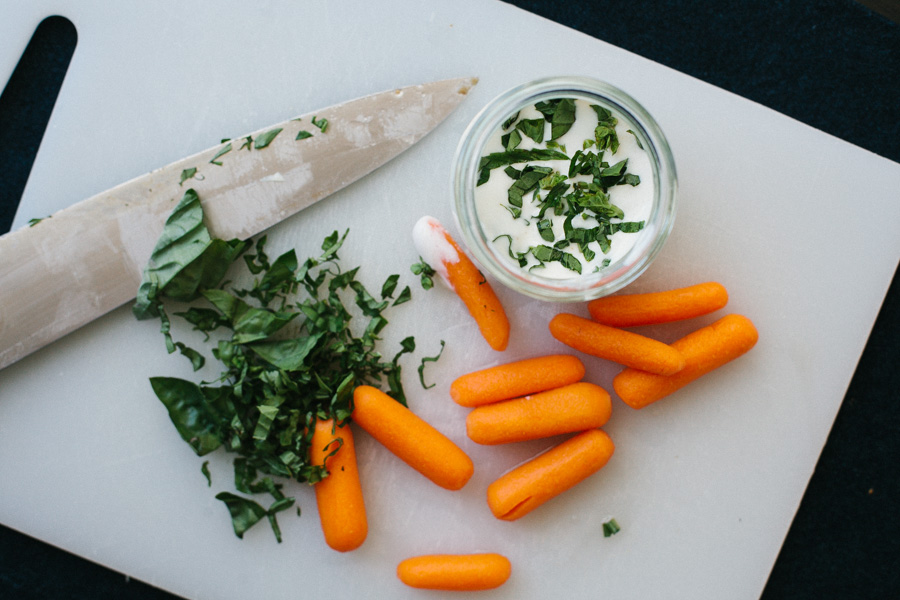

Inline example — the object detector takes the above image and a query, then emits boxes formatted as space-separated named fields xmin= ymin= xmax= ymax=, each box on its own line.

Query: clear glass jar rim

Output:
xmin=452 ymin=76 xmax=677 ymax=302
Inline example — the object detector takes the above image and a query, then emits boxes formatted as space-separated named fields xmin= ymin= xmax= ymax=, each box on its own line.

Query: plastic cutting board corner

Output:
xmin=1 ymin=1 xmax=899 ymax=599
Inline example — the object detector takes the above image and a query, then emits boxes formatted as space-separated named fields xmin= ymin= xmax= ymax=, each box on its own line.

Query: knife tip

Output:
xmin=457 ymin=77 xmax=479 ymax=96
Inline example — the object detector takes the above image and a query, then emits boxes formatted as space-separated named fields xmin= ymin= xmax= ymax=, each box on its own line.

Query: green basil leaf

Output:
xmin=254 ymin=128 xmax=283 ymax=149
xmin=209 ymin=142 xmax=232 ymax=166
xmin=215 ymin=492 xmax=267 ymax=539
xmin=179 ymin=167 xmax=198 ymax=185
xmin=248 ymin=336 xmax=321 ymax=371
xmin=392 ymin=285 xmax=412 ymax=306
xmin=149 ymin=377 xmax=224 ymax=456
xmin=515 ymin=118 xmax=545 ymax=143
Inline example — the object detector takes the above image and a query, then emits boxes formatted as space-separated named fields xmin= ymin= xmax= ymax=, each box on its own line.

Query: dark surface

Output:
xmin=1 ymin=2 xmax=898 ymax=598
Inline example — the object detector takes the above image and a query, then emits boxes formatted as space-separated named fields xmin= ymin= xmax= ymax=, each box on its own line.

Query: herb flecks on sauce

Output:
xmin=477 ymin=99 xmax=646 ymax=276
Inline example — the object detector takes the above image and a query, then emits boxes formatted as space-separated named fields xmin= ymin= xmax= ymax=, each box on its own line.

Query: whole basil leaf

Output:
xmin=149 ymin=377 xmax=224 ymax=456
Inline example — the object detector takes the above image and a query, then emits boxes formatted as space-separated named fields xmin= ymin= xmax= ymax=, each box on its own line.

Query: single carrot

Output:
xmin=309 ymin=418 xmax=367 ymax=552
xmin=549 ymin=313 xmax=685 ymax=375
xmin=413 ymin=216 xmax=510 ymax=351
xmin=351 ymin=385 xmax=474 ymax=490
xmin=450 ymin=354 xmax=586 ymax=407
xmin=397 ymin=553 xmax=512 ymax=591
xmin=613 ymin=313 xmax=759 ymax=409
xmin=486 ymin=429 xmax=614 ymax=521
xmin=588 ymin=281 xmax=729 ymax=327
xmin=466 ymin=382 xmax=612 ymax=445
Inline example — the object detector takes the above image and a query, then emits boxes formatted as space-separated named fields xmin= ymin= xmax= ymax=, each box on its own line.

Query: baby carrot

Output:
xmin=450 ymin=354 xmax=586 ymax=407
xmin=549 ymin=313 xmax=685 ymax=375
xmin=351 ymin=385 xmax=474 ymax=490
xmin=413 ymin=216 xmax=510 ymax=351
xmin=310 ymin=418 xmax=367 ymax=552
xmin=613 ymin=313 xmax=759 ymax=409
xmin=588 ymin=281 xmax=729 ymax=327
xmin=397 ymin=553 xmax=512 ymax=591
xmin=486 ymin=429 xmax=614 ymax=521
xmin=466 ymin=382 xmax=611 ymax=445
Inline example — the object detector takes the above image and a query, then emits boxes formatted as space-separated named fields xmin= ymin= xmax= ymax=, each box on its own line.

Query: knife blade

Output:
xmin=0 ymin=77 xmax=478 ymax=370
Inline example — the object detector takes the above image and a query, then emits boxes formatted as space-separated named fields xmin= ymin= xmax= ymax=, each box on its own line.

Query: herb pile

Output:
xmin=134 ymin=188 xmax=436 ymax=541
xmin=477 ymin=98 xmax=646 ymax=275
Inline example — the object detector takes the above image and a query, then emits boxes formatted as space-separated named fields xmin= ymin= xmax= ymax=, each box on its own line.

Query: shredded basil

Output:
xmin=417 ymin=340 xmax=445 ymax=390
xmin=477 ymin=98 xmax=647 ymax=275
xmin=410 ymin=257 xmax=437 ymax=290
xmin=179 ymin=167 xmax=198 ymax=186
xmin=210 ymin=142 xmax=232 ymax=166
xmin=603 ymin=518 xmax=621 ymax=537
xmin=136 ymin=192 xmax=440 ymax=542
xmin=254 ymin=128 xmax=283 ymax=150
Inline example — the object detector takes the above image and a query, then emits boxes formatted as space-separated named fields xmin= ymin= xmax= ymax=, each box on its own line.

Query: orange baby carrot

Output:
xmin=413 ymin=216 xmax=510 ymax=351
xmin=450 ymin=354 xmax=586 ymax=407
xmin=310 ymin=418 xmax=367 ymax=552
xmin=588 ymin=281 xmax=729 ymax=327
xmin=397 ymin=553 xmax=512 ymax=591
xmin=486 ymin=429 xmax=614 ymax=521
xmin=549 ymin=313 xmax=685 ymax=375
xmin=613 ymin=313 xmax=759 ymax=409
xmin=466 ymin=382 xmax=611 ymax=445
xmin=351 ymin=385 xmax=474 ymax=490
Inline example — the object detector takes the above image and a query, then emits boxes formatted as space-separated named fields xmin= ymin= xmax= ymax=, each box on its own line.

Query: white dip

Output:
xmin=474 ymin=98 xmax=654 ymax=280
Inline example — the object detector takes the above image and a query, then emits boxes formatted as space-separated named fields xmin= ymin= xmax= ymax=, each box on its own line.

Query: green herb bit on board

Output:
xmin=602 ymin=517 xmax=621 ymax=537
xmin=134 ymin=188 xmax=436 ymax=542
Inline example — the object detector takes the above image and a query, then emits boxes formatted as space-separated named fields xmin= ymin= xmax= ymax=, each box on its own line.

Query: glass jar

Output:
xmin=452 ymin=76 xmax=677 ymax=302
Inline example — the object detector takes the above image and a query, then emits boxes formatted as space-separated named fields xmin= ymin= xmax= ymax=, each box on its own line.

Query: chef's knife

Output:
xmin=0 ymin=77 xmax=478 ymax=370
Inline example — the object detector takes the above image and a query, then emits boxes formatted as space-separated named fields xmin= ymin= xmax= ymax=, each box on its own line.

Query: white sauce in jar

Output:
xmin=474 ymin=98 xmax=654 ymax=279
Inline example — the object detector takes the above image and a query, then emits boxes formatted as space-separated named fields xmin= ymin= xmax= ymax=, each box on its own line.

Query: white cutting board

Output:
xmin=1 ymin=1 xmax=898 ymax=599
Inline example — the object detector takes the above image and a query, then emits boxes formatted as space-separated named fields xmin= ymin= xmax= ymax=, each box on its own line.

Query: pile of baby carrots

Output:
xmin=307 ymin=216 xmax=758 ymax=592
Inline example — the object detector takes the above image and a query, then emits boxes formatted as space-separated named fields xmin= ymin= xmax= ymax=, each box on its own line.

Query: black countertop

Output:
xmin=1 ymin=1 xmax=898 ymax=597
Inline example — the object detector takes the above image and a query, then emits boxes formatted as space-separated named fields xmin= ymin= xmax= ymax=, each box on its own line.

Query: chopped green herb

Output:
xmin=602 ymin=518 xmax=621 ymax=537
xmin=179 ymin=167 xmax=198 ymax=186
xmin=254 ymin=128 xmax=283 ymax=149
xmin=295 ymin=130 xmax=313 ymax=140
xmin=201 ymin=461 xmax=212 ymax=486
xmin=136 ymin=192 xmax=429 ymax=542
xmin=311 ymin=116 xmax=328 ymax=133
xmin=626 ymin=129 xmax=644 ymax=149
xmin=210 ymin=142 xmax=233 ymax=166
xmin=477 ymin=148 xmax=569 ymax=185
xmin=393 ymin=285 xmax=412 ymax=306
xmin=27 ymin=216 xmax=48 ymax=227
xmin=515 ymin=118 xmax=545 ymax=144
xmin=477 ymin=97 xmax=648 ymax=276
xmin=501 ymin=129 xmax=522 ymax=151
xmin=417 ymin=340 xmax=445 ymax=390
xmin=536 ymin=98 xmax=576 ymax=140
xmin=411 ymin=257 xmax=437 ymax=290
